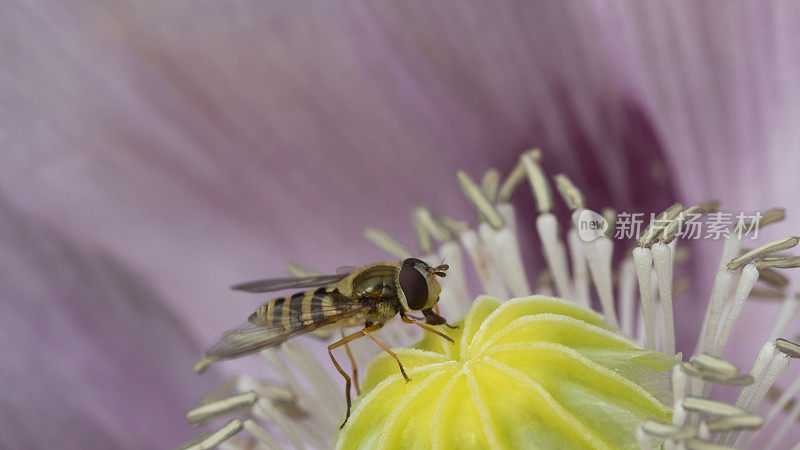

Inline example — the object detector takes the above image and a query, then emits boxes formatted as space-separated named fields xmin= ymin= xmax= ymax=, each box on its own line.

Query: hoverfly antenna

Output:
xmin=432 ymin=262 xmax=449 ymax=277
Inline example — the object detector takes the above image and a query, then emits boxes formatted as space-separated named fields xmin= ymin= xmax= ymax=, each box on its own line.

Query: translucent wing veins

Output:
xmin=231 ymin=273 xmax=350 ymax=293
xmin=202 ymin=291 xmax=368 ymax=363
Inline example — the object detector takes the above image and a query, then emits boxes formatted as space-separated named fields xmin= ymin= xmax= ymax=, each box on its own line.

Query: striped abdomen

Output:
xmin=248 ymin=285 xmax=350 ymax=330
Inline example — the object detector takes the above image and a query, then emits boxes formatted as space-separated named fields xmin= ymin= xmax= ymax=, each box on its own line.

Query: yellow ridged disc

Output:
xmin=336 ymin=296 xmax=675 ymax=450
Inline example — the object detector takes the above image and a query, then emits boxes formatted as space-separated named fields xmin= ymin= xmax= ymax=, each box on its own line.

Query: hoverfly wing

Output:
xmin=199 ymin=291 xmax=367 ymax=366
xmin=231 ymin=273 xmax=350 ymax=293
xmin=336 ymin=265 xmax=358 ymax=275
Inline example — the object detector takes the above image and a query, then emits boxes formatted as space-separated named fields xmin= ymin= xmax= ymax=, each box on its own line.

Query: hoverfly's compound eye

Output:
xmin=399 ymin=265 xmax=428 ymax=310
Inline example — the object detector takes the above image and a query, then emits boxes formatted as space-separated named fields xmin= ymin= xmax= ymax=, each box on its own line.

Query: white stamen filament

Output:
xmin=496 ymin=202 xmax=517 ymax=234
xmin=535 ymin=270 xmax=554 ymax=296
xmin=633 ymin=247 xmax=657 ymax=350
xmin=636 ymin=303 xmax=646 ymax=346
xmin=637 ymin=424 xmax=652 ymax=450
xmin=584 ymin=235 xmax=618 ymax=328
xmin=712 ymin=264 xmax=759 ymax=357
xmin=717 ymin=235 xmax=743 ymax=272
xmin=567 ymin=228 xmax=590 ymax=306
xmin=736 ymin=342 xmax=777 ymax=408
xmin=697 ymin=423 xmax=711 ymax=441
xmin=696 ymin=269 xmax=736 ymax=356
xmin=673 ymin=366 xmax=688 ymax=408
xmin=437 ymin=240 xmax=471 ymax=316
xmin=243 ymin=419 xmax=282 ymax=450
xmin=723 ymin=351 xmax=789 ymax=446
xmin=458 ymin=229 xmax=508 ymax=298
xmin=253 ymin=399 xmax=307 ymax=450
xmin=652 ymin=242 xmax=676 ymax=355
xmin=693 ymin=268 xmax=735 ymax=398
xmin=281 ymin=341 xmax=342 ymax=413
xmin=664 ymin=403 xmax=688 ymax=450
xmin=478 ymin=226 xmax=517 ymax=297
xmin=768 ymin=294 xmax=800 ymax=341
xmin=741 ymin=352 xmax=789 ymax=411
xmin=743 ymin=372 xmax=800 ymax=447
xmin=479 ymin=221 xmax=531 ymax=297
xmin=619 ymin=256 xmax=637 ymax=337
xmin=260 ymin=349 xmax=339 ymax=430
xmin=536 ymin=213 xmax=573 ymax=299
xmin=766 ymin=396 xmax=800 ymax=450
xmin=651 ymin=268 xmax=663 ymax=352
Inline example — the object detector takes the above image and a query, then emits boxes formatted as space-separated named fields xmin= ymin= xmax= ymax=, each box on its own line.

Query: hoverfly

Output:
xmin=193 ymin=258 xmax=454 ymax=427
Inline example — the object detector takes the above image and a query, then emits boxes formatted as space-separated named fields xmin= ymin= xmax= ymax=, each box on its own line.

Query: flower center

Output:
xmin=338 ymin=295 xmax=676 ymax=450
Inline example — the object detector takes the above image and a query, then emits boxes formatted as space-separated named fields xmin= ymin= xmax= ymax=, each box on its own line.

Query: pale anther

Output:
xmin=754 ymin=256 xmax=800 ymax=269
xmin=186 ymin=391 xmax=257 ymax=424
xmin=553 ymin=173 xmax=584 ymax=210
xmin=774 ymin=338 xmax=800 ymax=358
xmin=363 ymin=227 xmax=413 ymax=259
xmin=496 ymin=151 xmax=538 ymax=202
xmin=750 ymin=287 xmax=787 ymax=299
xmin=661 ymin=205 xmax=703 ymax=244
xmin=688 ymin=355 xmax=738 ymax=377
xmin=704 ymin=414 xmax=763 ymax=432
xmin=412 ymin=216 xmax=435 ymax=254
xmin=756 ymin=267 xmax=789 ymax=287
xmin=681 ymin=397 xmax=748 ymax=417
xmin=638 ymin=203 xmax=683 ymax=247
xmin=727 ymin=236 xmax=800 ymax=270
xmin=456 ymin=171 xmax=505 ymax=229
xmin=699 ymin=199 xmax=720 ymax=213
xmin=414 ymin=206 xmax=452 ymax=242
xmin=639 ymin=419 xmax=697 ymax=440
xmin=199 ymin=376 xmax=239 ymax=405
xmin=183 ymin=419 xmax=243 ymax=450
xmin=520 ymin=150 xmax=553 ymax=213
xmin=286 ymin=262 xmax=319 ymax=277
xmin=735 ymin=207 xmax=785 ymax=231
xmin=680 ymin=363 xmax=752 ymax=386
xmin=436 ymin=214 xmax=470 ymax=234
xmin=684 ymin=438 xmax=734 ymax=450
xmin=481 ymin=168 xmax=501 ymax=203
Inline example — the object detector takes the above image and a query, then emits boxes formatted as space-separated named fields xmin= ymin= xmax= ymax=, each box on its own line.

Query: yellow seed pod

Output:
xmin=336 ymin=296 xmax=676 ymax=449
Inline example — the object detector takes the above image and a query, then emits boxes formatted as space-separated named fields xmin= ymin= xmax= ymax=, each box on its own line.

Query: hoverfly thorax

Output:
xmin=396 ymin=257 xmax=447 ymax=311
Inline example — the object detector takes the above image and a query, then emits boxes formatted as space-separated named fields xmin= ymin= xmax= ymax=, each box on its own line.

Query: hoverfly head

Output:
xmin=398 ymin=258 xmax=443 ymax=311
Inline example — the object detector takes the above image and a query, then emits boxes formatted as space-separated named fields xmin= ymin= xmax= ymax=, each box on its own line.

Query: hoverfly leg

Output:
xmin=329 ymin=323 xmax=388 ymax=428
xmin=327 ymin=345 xmax=352 ymax=429
xmin=361 ymin=324 xmax=411 ymax=383
xmin=432 ymin=305 xmax=458 ymax=329
xmin=401 ymin=314 xmax=455 ymax=344
xmin=340 ymin=329 xmax=360 ymax=395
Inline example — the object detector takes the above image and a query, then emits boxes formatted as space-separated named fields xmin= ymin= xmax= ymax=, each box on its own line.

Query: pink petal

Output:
xmin=3 ymin=0 xmax=800 ymax=445
xmin=0 ymin=1 xmax=677 ymax=349
xmin=600 ymin=1 xmax=800 ymax=363
xmin=0 ymin=198 xmax=221 ymax=448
